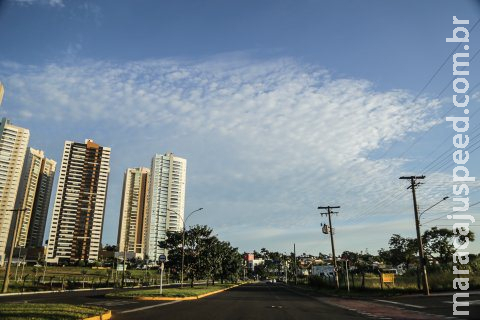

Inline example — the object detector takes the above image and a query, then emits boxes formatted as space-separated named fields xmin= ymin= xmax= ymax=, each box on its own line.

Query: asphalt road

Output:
xmin=374 ymin=291 xmax=480 ymax=320
xmin=0 ymin=283 xmax=478 ymax=319
xmin=0 ymin=283 xmax=367 ymax=320
xmin=115 ymin=282 xmax=368 ymax=320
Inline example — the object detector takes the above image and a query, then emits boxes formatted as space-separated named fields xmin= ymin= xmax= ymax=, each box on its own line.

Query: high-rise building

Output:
xmin=0 ymin=82 xmax=4 ymax=106
xmin=146 ymin=153 xmax=186 ymax=263
xmin=117 ymin=167 xmax=150 ymax=260
xmin=14 ymin=148 xmax=56 ymax=248
xmin=0 ymin=118 xmax=30 ymax=266
xmin=46 ymin=139 xmax=110 ymax=264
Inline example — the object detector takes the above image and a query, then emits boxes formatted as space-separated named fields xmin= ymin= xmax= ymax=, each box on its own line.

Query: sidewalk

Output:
xmin=284 ymin=284 xmax=458 ymax=320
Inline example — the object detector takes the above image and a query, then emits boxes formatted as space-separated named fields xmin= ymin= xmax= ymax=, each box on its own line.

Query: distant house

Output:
xmin=244 ymin=253 xmax=264 ymax=271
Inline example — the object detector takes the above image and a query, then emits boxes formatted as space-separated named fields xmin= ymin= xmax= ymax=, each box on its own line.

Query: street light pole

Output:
xmin=419 ymin=196 xmax=449 ymax=217
xmin=2 ymin=208 xmax=28 ymax=293
xmin=167 ymin=208 xmax=203 ymax=288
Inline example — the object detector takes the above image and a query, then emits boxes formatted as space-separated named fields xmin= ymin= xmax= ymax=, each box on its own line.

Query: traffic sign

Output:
xmin=159 ymin=254 xmax=167 ymax=262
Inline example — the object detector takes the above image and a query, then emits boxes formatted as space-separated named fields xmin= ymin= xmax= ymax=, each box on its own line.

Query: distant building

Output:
xmin=0 ymin=82 xmax=4 ymax=106
xmin=117 ymin=167 xmax=150 ymax=260
xmin=146 ymin=153 xmax=186 ymax=263
xmin=15 ymin=148 xmax=56 ymax=248
xmin=0 ymin=118 xmax=30 ymax=266
xmin=244 ymin=253 xmax=264 ymax=271
xmin=46 ymin=139 xmax=110 ymax=264
xmin=244 ymin=253 xmax=254 ymax=261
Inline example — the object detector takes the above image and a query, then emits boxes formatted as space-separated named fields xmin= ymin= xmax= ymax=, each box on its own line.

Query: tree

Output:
xmin=161 ymin=225 xmax=243 ymax=287
xmin=341 ymin=251 xmax=359 ymax=288
xmin=217 ymin=243 xmax=242 ymax=283
xmin=202 ymin=236 xmax=222 ymax=286
xmin=386 ymin=234 xmax=417 ymax=269
xmin=103 ymin=244 xmax=118 ymax=252
xmin=423 ymin=227 xmax=475 ymax=265
xmin=357 ymin=252 xmax=377 ymax=289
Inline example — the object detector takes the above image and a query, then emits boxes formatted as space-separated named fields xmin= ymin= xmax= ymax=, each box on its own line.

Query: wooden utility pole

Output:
xmin=318 ymin=206 xmax=340 ymax=289
xmin=400 ymin=175 xmax=430 ymax=296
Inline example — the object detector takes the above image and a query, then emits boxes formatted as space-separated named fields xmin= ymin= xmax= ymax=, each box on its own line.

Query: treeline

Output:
xmin=159 ymin=225 xmax=244 ymax=287
xmin=377 ymin=226 xmax=475 ymax=268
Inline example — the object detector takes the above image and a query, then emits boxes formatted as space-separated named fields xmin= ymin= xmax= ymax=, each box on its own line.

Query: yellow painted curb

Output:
xmin=136 ymin=296 xmax=197 ymax=301
xmin=83 ymin=310 xmax=112 ymax=320
xmin=135 ymin=284 xmax=241 ymax=301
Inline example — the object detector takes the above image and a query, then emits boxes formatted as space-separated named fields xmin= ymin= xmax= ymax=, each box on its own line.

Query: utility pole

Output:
xmin=294 ymin=243 xmax=297 ymax=285
xmin=318 ymin=206 xmax=340 ymax=289
xmin=400 ymin=175 xmax=430 ymax=296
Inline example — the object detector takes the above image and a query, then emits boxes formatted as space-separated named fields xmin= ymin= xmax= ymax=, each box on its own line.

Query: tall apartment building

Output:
xmin=146 ymin=153 xmax=186 ymax=263
xmin=117 ymin=167 xmax=150 ymax=260
xmin=46 ymin=139 xmax=110 ymax=264
xmin=14 ymin=148 xmax=56 ymax=248
xmin=0 ymin=118 xmax=30 ymax=266
xmin=0 ymin=82 xmax=4 ymax=106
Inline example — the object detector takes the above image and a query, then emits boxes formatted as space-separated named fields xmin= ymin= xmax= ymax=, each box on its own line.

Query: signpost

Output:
xmin=380 ymin=272 xmax=395 ymax=290
xmin=159 ymin=254 xmax=166 ymax=295
xmin=344 ymin=259 xmax=350 ymax=292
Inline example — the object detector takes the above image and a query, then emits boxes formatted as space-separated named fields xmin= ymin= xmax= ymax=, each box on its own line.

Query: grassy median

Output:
xmin=0 ymin=303 xmax=107 ymax=320
xmin=107 ymin=283 xmax=235 ymax=298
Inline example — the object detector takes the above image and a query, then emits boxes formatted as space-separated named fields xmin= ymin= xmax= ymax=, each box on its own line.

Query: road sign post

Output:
xmin=159 ymin=254 xmax=166 ymax=295
xmin=160 ymin=262 xmax=165 ymax=295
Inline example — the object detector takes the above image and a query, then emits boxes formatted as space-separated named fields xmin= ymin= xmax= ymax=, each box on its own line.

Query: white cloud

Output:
xmin=1 ymin=56 xmax=456 ymax=254
xmin=12 ymin=0 xmax=65 ymax=7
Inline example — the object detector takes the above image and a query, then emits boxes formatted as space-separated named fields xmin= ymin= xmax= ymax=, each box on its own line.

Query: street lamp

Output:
xmin=2 ymin=208 xmax=28 ymax=293
xmin=420 ymin=196 xmax=449 ymax=217
xmin=166 ymin=207 xmax=203 ymax=288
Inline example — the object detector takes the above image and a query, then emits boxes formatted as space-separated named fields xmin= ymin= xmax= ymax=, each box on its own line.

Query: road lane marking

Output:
xmin=120 ymin=300 xmax=182 ymax=313
xmin=443 ymin=299 xmax=480 ymax=305
xmin=375 ymin=299 xmax=425 ymax=309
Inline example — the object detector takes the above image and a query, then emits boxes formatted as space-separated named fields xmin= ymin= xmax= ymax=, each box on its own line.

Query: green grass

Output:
xmin=302 ymin=271 xmax=480 ymax=297
xmin=107 ymin=283 xmax=235 ymax=298
xmin=0 ymin=303 xmax=107 ymax=320
xmin=0 ymin=265 xmax=165 ymax=293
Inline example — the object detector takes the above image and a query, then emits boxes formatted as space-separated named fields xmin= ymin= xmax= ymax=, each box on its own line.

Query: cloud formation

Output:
xmin=12 ymin=0 xmax=64 ymax=7
xmin=0 ymin=56 xmax=447 ymax=252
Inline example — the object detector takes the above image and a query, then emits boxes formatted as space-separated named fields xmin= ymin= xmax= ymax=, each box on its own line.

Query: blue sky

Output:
xmin=0 ymin=0 xmax=479 ymax=256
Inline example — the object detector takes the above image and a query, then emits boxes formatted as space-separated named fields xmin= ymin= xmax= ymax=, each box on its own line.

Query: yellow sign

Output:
xmin=382 ymin=273 xmax=395 ymax=284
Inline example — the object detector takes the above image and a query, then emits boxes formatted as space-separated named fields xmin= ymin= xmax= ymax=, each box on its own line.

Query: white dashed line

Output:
xmin=375 ymin=299 xmax=425 ymax=309
xmin=120 ymin=300 xmax=182 ymax=314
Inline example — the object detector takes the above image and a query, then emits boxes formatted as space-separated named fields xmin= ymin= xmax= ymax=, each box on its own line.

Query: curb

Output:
xmin=135 ymin=284 xmax=241 ymax=301
xmin=83 ymin=310 xmax=112 ymax=320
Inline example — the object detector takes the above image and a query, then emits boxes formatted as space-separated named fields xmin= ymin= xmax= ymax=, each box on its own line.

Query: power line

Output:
xmin=422 ymin=200 xmax=480 ymax=225
xmin=413 ymin=17 xmax=480 ymax=102
xmin=435 ymin=47 xmax=480 ymax=99
xmin=375 ymin=18 xmax=480 ymax=161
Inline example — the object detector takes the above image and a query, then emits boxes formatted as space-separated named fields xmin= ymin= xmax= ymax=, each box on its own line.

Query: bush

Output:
xmin=308 ymin=275 xmax=336 ymax=289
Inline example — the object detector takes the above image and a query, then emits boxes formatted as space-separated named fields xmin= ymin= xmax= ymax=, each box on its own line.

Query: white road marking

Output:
xmin=443 ymin=299 xmax=480 ymax=305
xmin=120 ymin=300 xmax=182 ymax=314
xmin=375 ymin=299 xmax=425 ymax=309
